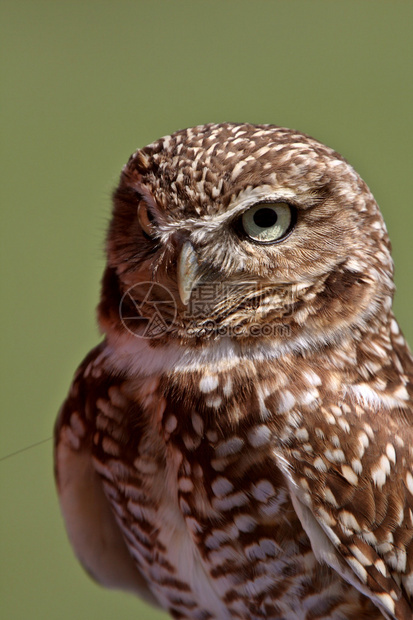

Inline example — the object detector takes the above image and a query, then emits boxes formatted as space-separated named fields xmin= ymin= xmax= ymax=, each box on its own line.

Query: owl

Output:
xmin=54 ymin=123 xmax=413 ymax=619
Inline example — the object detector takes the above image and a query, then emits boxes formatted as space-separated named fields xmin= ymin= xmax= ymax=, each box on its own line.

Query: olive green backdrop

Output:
xmin=1 ymin=2 xmax=412 ymax=619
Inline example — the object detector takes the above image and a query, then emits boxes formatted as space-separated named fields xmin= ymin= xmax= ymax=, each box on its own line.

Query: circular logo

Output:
xmin=119 ymin=282 xmax=177 ymax=339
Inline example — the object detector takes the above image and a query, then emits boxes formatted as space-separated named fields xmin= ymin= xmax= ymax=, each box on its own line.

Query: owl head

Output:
xmin=98 ymin=123 xmax=394 ymax=354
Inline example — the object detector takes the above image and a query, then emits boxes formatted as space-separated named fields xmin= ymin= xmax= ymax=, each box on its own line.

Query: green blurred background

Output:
xmin=1 ymin=2 xmax=412 ymax=619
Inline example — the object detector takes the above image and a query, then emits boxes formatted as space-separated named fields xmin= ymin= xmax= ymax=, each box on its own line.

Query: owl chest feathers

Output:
xmin=57 ymin=332 xmax=409 ymax=618
xmin=91 ymin=341 xmax=314 ymax=612
xmin=92 ymin=332 xmax=406 ymax=619
xmin=93 ymin=340 xmax=352 ymax=612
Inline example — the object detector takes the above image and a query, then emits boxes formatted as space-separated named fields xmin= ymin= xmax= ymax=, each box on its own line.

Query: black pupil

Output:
xmin=253 ymin=207 xmax=278 ymax=228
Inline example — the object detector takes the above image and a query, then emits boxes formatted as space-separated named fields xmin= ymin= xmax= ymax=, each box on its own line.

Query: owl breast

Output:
xmin=91 ymin=347 xmax=381 ymax=619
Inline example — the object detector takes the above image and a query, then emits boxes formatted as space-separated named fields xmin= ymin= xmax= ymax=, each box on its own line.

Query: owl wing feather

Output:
xmin=279 ymin=389 xmax=413 ymax=620
xmin=54 ymin=344 xmax=159 ymax=607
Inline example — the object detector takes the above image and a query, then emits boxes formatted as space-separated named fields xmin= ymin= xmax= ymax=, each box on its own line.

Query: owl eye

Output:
xmin=241 ymin=202 xmax=294 ymax=244
xmin=138 ymin=202 xmax=156 ymax=239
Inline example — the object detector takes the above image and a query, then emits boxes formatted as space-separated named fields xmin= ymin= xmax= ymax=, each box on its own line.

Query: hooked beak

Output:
xmin=178 ymin=241 xmax=200 ymax=305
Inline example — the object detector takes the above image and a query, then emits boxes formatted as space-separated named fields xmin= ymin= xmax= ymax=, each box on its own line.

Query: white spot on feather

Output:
xmin=178 ymin=477 xmax=194 ymax=492
xmin=386 ymin=443 xmax=396 ymax=464
xmin=324 ymin=448 xmax=346 ymax=464
xmin=212 ymin=491 xmax=249 ymax=511
xmin=376 ymin=593 xmax=395 ymax=615
xmin=394 ymin=384 xmax=409 ymax=401
xmin=248 ymin=424 xmax=271 ymax=447
xmin=324 ymin=489 xmax=339 ymax=507
xmin=277 ymin=390 xmax=295 ymax=413
xmin=313 ymin=457 xmax=327 ymax=472
xmin=208 ymin=545 xmax=239 ymax=566
xmin=405 ymin=471 xmax=413 ymax=495
xmin=199 ymin=375 xmax=219 ymax=393
xmin=206 ymin=396 xmax=222 ymax=408
xmin=295 ymin=427 xmax=309 ymax=442
xmin=252 ymin=480 xmax=275 ymax=503
xmin=234 ymin=514 xmax=257 ymax=532
xmin=351 ymin=459 xmax=363 ymax=475
xmin=341 ymin=465 xmax=358 ymax=485
xmin=222 ymin=376 xmax=233 ymax=397
xmin=231 ymin=160 xmax=247 ymax=181
xmin=402 ymin=572 xmax=413 ymax=595
xmin=206 ymin=430 xmax=218 ymax=442
xmin=339 ymin=510 xmax=361 ymax=532
xmin=371 ymin=455 xmax=391 ymax=489
xmin=211 ymin=477 xmax=233 ymax=497
xmin=215 ymin=437 xmax=244 ymax=457
xmin=191 ymin=412 xmax=204 ymax=436
xmin=350 ymin=545 xmax=372 ymax=567
xmin=164 ymin=415 xmax=177 ymax=434
xmin=346 ymin=557 xmax=368 ymax=583
xmin=374 ymin=559 xmax=388 ymax=577
xmin=303 ymin=369 xmax=322 ymax=387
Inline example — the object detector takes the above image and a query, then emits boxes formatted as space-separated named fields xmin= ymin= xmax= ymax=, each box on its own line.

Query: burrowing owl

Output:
xmin=54 ymin=123 xmax=413 ymax=619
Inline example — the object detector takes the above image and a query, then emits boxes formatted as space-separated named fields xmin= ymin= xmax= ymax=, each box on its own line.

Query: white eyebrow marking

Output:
xmin=157 ymin=185 xmax=297 ymax=240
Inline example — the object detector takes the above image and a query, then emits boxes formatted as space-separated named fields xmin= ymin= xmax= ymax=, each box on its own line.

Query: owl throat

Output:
xmin=98 ymin=258 xmax=390 ymax=360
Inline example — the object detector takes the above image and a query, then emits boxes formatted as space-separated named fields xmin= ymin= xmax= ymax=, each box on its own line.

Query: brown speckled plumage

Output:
xmin=55 ymin=123 xmax=413 ymax=619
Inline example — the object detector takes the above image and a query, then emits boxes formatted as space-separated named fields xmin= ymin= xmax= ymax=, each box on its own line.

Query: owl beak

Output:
xmin=178 ymin=241 xmax=200 ymax=305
